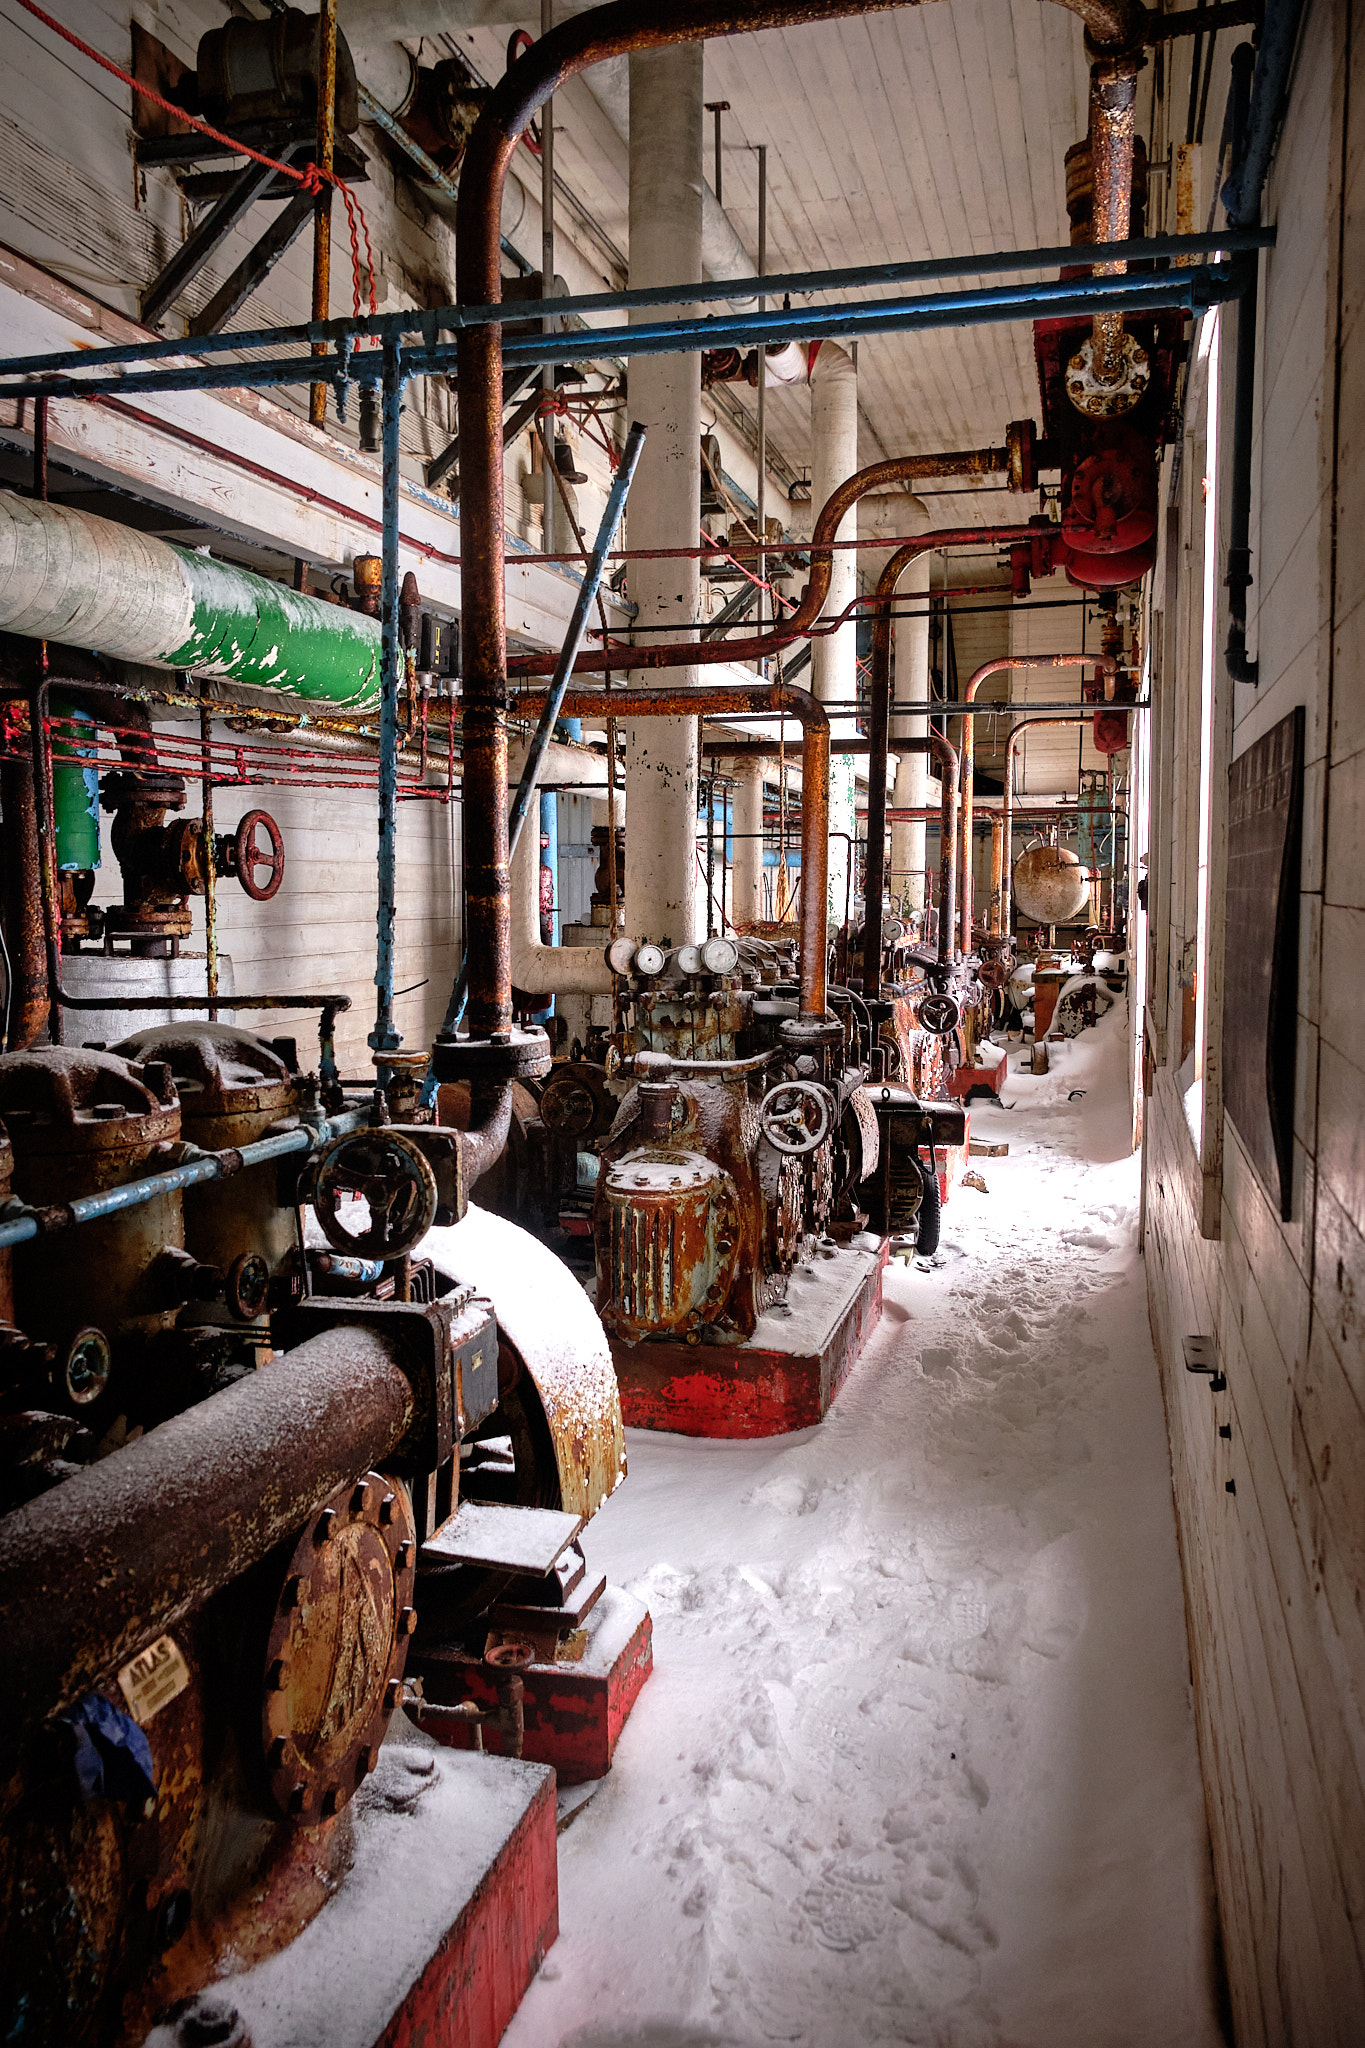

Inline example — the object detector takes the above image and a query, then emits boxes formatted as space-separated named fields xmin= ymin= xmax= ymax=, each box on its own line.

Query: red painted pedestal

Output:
xmin=946 ymin=1058 xmax=1005 ymax=1102
xmin=613 ymin=1239 xmax=887 ymax=1438
xmin=205 ymin=1748 xmax=557 ymax=2048
xmin=414 ymin=1586 xmax=654 ymax=1785
xmin=922 ymin=1119 xmax=971 ymax=1206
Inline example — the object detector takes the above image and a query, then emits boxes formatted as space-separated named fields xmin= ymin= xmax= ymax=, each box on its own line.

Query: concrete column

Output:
xmin=624 ymin=46 xmax=704 ymax=949
xmin=809 ymin=345 xmax=857 ymax=929
xmin=728 ymin=755 xmax=769 ymax=924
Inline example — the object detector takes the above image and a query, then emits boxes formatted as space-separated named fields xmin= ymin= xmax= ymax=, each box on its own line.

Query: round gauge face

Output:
xmin=634 ymin=943 xmax=667 ymax=977
xmin=701 ymin=935 xmax=739 ymax=975
xmin=606 ymin=937 xmax=637 ymax=975
xmin=675 ymin=944 xmax=704 ymax=976
xmin=883 ymin=918 xmax=905 ymax=943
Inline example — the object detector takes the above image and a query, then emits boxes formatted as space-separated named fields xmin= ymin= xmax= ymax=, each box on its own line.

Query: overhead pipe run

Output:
xmin=453 ymin=0 xmax=1150 ymax=1046
xmin=0 ymin=493 xmax=382 ymax=711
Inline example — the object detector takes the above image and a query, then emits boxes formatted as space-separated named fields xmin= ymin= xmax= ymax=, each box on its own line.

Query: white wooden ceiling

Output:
xmin=452 ymin=0 xmax=1157 ymax=507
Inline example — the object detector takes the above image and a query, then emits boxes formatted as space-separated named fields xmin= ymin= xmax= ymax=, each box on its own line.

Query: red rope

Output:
xmin=17 ymin=0 xmax=376 ymax=318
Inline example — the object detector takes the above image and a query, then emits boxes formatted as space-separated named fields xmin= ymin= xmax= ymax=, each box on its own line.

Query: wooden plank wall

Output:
xmin=1142 ymin=8 xmax=1365 ymax=2040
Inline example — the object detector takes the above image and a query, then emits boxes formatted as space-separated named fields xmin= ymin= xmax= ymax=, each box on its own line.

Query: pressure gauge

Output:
xmin=701 ymin=936 xmax=739 ymax=975
xmin=675 ymin=944 xmax=704 ymax=976
xmin=634 ymin=942 xmax=667 ymax=978
xmin=606 ymin=937 xmax=637 ymax=975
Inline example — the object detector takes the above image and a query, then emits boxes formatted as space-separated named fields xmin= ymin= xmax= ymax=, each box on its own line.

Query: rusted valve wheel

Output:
xmin=758 ymin=1080 xmax=832 ymax=1157
xmin=312 ymin=1129 xmax=439 ymax=1260
xmin=232 ymin=809 xmax=286 ymax=901
xmin=917 ymin=992 xmax=962 ymax=1038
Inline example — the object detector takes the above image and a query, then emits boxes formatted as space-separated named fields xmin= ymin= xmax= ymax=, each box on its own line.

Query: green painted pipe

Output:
xmin=0 ymin=493 xmax=381 ymax=711
xmin=51 ymin=693 xmax=100 ymax=871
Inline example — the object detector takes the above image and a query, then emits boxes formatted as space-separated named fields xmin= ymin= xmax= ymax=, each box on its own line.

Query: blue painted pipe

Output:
xmin=0 ymin=1109 xmax=364 ymax=1252
xmin=0 ymin=230 xmax=1276 ymax=384
xmin=0 ymin=268 xmax=1254 ymax=403
xmin=370 ymin=344 xmax=405 ymax=1056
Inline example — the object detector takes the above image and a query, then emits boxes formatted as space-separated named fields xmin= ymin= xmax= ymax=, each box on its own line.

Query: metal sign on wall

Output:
xmin=1224 ymin=706 xmax=1304 ymax=1220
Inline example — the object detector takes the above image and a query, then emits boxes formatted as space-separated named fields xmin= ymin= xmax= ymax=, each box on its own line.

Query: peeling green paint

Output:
xmin=52 ymin=694 xmax=101 ymax=871
xmin=167 ymin=550 xmax=383 ymax=710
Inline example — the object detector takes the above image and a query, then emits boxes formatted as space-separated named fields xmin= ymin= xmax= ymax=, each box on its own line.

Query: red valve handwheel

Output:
xmin=234 ymin=809 xmax=286 ymax=902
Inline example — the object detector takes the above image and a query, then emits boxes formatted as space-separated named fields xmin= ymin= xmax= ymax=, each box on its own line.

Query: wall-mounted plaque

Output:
xmin=1224 ymin=706 xmax=1304 ymax=1219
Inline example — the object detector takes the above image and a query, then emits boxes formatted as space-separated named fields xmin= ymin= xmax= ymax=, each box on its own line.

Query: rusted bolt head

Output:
xmin=397 ymin=1606 xmax=418 ymax=1637
xmin=350 ymin=1480 xmax=372 ymax=1517
xmin=378 ymin=1492 xmax=397 ymax=1526
xmin=384 ymin=1678 xmax=403 ymax=1712
xmin=320 ymin=1785 xmax=342 ymax=1817
xmin=267 ymin=1658 xmax=289 ymax=1692
xmin=281 ymin=1574 xmax=303 ymax=1611
xmin=170 ymin=1993 xmax=251 ymax=2048
xmin=395 ymin=1541 xmax=413 ymax=1571
xmin=315 ymin=1508 xmax=336 ymax=1544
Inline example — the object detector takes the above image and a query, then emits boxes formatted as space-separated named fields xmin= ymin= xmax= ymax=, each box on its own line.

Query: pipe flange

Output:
xmin=1006 ymin=419 xmax=1037 ymax=495
xmin=1064 ymin=331 xmax=1151 ymax=419
xmin=777 ymin=1013 xmax=844 ymax=1051
xmin=429 ymin=1026 xmax=552 ymax=1083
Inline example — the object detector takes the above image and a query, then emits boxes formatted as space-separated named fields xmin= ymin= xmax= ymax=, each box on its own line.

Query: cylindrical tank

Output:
xmin=114 ymin=1023 xmax=300 ymax=1318
xmin=1013 ymin=844 xmax=1090 ymax=925
xmin=595 ymin=1149 xmax=738 ymax=1344
xmin=0 ymin=1050 xmax=183 ymax=1401
xmin=50 ymin=694 xmax=100 ymax=874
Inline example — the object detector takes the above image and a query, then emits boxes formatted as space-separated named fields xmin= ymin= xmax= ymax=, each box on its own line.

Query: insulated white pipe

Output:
xmin=809 ymin=341 xmax=858 ymax=927
xmin=623 ymin=44 xmax=704 ymax=950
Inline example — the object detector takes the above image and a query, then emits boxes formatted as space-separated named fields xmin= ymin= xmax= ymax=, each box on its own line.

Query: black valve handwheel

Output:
xmin=758 ymin=1080 xmax=833 ymax=1157
xmin=312 ymin=1129 xmax=439 ymax=1260
xmin=917 ymin=992 xmax=962 ymax=1037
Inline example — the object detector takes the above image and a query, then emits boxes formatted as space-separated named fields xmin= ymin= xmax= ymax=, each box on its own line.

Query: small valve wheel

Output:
xmin=758 ymin=1080 xmax=833 ymax=1157
xmin=312 ymin=1129 xmax=439 ymax=1260
xmin=917 ymin=991 xmax=961 ymax=1037
xmin=231 ymin=809 xmax=286 ymax=901
xmin=225 ymin=1250 xmax=271 ymax=1321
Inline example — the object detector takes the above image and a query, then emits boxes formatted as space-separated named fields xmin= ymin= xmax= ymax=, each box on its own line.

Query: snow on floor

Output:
xmin=504 ymin=1008 xmax=1223 ymax=2048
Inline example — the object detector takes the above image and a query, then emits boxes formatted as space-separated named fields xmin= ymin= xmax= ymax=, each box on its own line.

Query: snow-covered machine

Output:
xmin=0 ymin=1022 xmax=635 ymax=2044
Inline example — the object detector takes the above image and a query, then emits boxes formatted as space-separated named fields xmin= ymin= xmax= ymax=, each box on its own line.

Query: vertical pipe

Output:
xmin=755 ymin=143 xmax=768 ymax=645
xmin=541 ymin=0 xmax=557 ymax=558
xmin=989 ymin=815 xmax=1004 ymax=935
xmin=29 ymin=396 xmax=61 ymax=1045
xmin=370 ymin=344 xmax=404 ymax=1054
xmin=201 ymin=701 xmax=218 ymax=1017
xmin=624 ymin=45 xmax=703 ymax=950
xmin=730 ymin=755 xmax=766 ymax=924
xmin=309 ymin=0 xmax=338 ymax=429
xmin=1087 ymin=53 xmax=1140 ymax=387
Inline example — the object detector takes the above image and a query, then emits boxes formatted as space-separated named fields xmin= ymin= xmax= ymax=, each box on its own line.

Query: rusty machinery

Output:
xmin=0 ymin=1021 xmax=623 ymax=2042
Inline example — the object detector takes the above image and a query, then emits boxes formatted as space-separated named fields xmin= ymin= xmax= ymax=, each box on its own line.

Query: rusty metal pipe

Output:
xmin=1002 ymin=715 xmax=1095 ymax=934
xmin=455 ymin=0 xmax=1146 ymax=1042
xmin=957 ymin=655 xmax=1111 ymax=956
xmin=309 ymin=0 xmax=338 ymax=428
xmin=0 ymin=753 xmax=48 ymax=1048
xmin=989 ymin=815 xmax=1005 ymax=936
xmin=0 ymin=1323 xmax=416 ymax=1732
xmin=1087 ymin=52 xmax=1142 ymax=386
xmin=521 ymin=681 xmax=830 ymax=1017
xmin=459 ymin=1079 xmax=515 ymax=1186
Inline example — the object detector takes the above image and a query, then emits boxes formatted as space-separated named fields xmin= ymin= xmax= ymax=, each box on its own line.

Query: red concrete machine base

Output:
xmin=200 ymin=1747 xmax=557 ymax=2048
xmin=614 ymin=1238 xmax=887 ymax=1438
xmin=414 ymin=1585 xmax=654 ymax=1786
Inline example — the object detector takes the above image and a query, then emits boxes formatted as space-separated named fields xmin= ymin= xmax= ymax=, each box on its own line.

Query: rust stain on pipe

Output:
xmin=0 ymin=747 xmax=48 ymax=1048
